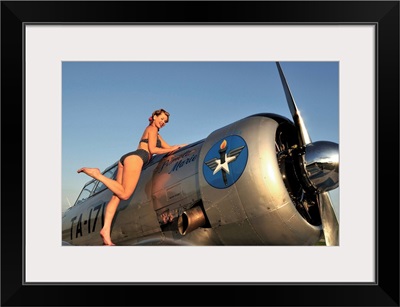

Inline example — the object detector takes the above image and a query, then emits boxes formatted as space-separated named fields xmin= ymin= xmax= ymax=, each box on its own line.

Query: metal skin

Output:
xmin=303 ymin=141 xmax=339 ymax=193
xmin=62 ymin=114 xmax=325 ymax=246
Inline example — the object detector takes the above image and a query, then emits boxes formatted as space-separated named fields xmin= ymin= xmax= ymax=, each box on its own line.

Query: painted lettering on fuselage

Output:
xmin=68 ymin=202 xmax=106 ymax=240
xmin=157 ymin=149 xmax=198 ymax=174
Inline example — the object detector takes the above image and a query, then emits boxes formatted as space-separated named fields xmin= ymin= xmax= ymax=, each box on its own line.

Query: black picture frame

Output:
xmin=1 ymin=1 xmax=399 ymax=306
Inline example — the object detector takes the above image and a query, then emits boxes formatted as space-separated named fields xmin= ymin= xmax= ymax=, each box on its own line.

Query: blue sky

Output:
xmin=62 ymin=61 xmax=339 ymax=216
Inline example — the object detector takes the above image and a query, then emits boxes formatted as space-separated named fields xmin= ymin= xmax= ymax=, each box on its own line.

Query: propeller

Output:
xmin=276 ymin=62 xmax=339 ymax=246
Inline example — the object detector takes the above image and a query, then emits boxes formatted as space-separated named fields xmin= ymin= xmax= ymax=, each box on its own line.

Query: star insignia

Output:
xmin=205 ymin=146 xmax=245 ymax=175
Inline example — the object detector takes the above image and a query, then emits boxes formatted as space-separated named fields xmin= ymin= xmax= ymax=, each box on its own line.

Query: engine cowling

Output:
xmin=197 ymin=114 xmax=322 ymax=245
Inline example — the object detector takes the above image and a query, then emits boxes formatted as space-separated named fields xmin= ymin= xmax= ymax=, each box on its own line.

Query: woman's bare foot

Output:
xmin=77 ymin=167 xmax=101 ymax=179
xmin=100 ymin=228 xmax=115 ymax=246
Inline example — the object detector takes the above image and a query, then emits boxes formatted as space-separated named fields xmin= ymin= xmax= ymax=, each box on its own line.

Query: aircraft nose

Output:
xmin=303 ymin=141 xmax=339 ymax=193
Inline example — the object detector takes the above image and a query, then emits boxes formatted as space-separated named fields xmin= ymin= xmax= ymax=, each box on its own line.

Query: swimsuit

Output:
xmin=119 ymin=136 xmax=162 ymax=166
xmin=119 ymin=149 xmax=151 ymax=165
xmin=140 ymin=136 xmax=162 ymax=148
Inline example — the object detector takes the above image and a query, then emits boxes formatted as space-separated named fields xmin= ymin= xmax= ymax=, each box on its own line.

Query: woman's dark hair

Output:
xmin=149 ymin=108 xmax=170 ymax=124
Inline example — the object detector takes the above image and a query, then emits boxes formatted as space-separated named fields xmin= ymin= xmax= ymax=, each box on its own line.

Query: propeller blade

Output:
xmin=275 ymin=62 xmax=339 ymax=246
xmin=318 ymin=192 xmax=339 ymax=246
xmin=276 ymin=62 xmax=312 ymax=146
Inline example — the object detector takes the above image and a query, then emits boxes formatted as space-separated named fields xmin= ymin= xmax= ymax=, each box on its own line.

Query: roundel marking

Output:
xmin=203 ymin=135 xmax=248 ymax=189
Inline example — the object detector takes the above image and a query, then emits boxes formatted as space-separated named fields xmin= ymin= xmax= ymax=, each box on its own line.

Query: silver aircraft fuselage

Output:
xmin=62 ymin=114 xmax=324 ymax=246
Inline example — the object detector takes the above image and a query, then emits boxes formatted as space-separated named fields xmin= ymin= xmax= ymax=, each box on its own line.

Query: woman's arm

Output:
xmin=159 ymin=134 xmax=188 ymax=150
xmin=157 ymin=134 xmax=174 ymax=149
xmin=147 ymin=126 xmax=180 ymax=155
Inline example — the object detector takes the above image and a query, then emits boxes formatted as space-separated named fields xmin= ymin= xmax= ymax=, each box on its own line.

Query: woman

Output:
xmin=77 ymin=108 xmax=186 ymax=245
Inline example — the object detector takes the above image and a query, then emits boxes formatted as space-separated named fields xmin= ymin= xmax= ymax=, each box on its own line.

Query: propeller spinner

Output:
xmin=276 ymin=62 xmax=339 ymax=246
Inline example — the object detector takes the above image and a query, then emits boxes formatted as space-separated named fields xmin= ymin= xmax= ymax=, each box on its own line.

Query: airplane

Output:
xmin=62 ymin=62 xmax=339 ymax=246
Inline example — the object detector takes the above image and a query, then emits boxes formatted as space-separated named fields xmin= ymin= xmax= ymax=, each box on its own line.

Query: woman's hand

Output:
xmin=166 ymin=145 xmax=182 ymax=154
xmin=175 ymin=144 xmax=189 ymax=150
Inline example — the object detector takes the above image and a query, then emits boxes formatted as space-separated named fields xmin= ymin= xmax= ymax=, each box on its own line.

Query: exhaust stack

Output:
xmin=178 ymin=206 xmax=206 ymax=235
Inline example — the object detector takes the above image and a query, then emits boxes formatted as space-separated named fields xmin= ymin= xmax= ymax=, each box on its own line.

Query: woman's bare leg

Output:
xmin=99 ymin=162 xmax=124 ymax=245
xmin=89 ymin=156 xmax=143 ymax=245
xmin=99 ymin=195 xmax=120 ymax=245
xmin=77 ymin=155 xmax=143 ymax=200
xmin=76 ymin=167 xmax=102 ymax=178
xmin=77 ymin=167 xmax=126 ymax=197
